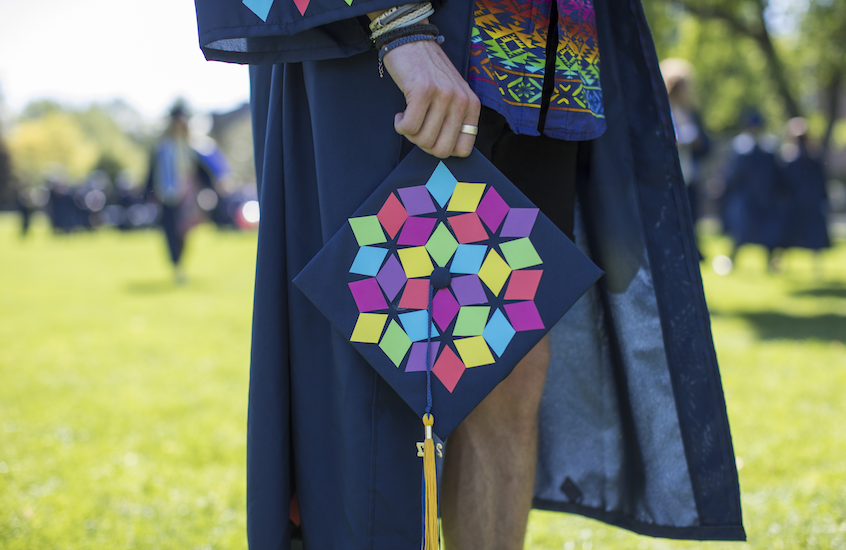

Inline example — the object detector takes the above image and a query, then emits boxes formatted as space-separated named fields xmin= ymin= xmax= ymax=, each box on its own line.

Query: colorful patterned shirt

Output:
xmin=469 ymin=0 xmax=605 ymax=140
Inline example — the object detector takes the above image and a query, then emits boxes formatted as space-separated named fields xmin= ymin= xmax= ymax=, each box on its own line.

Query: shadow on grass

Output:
xmin=790 ymin=286 xmax=846 ymax=300
xmin=712 ymin=310 xmax=846 ymax=342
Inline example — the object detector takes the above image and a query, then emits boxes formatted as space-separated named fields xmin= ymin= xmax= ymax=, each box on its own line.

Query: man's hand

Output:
xmin=382 ymin=39 xmax=481 ymax=158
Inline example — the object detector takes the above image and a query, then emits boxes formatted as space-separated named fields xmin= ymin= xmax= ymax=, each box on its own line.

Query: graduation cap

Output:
xmin=293 ymin=147 xmax=602 ymax=548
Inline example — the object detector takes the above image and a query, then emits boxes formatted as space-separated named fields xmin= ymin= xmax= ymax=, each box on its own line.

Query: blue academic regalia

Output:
xmin=722 ymin=135 xmax=789 ymax=250
xmin=193 ymin=0 xmax=745 ymax=547
xmin=782 ymin=152 xmax=830 ymax=250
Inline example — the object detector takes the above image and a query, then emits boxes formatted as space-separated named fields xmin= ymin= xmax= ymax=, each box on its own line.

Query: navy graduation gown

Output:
xmin=193 ymin=0 xmax=745 ymax=547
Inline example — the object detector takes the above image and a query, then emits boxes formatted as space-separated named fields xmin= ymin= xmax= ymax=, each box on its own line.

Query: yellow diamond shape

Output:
xmin=447 ymin=182 xmax=486 ymax=212
xmin=350 ymin=313 xmax=388 ymax=343
xmin=478 ymin=249 xmax=511 ymax=295
xmin=398 ymin=246 xmax=434 ymax=278
xmin=455 ymin=336 xmax=495 ymax=368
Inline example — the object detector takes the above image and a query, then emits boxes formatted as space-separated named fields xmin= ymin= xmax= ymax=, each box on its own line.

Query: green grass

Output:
xmin=1 ymin=213 xmax=846 ymax=549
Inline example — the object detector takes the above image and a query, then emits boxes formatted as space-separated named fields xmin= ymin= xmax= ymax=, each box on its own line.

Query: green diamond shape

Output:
xmin=349 ymin=216 xmax=386 ymax=246
xmin=425 ymin=223 xmax=459 ymax=267
xmin=379 ymin=320 xmax=412 ymax=367
xmin=454 ymin=306 xmax=491 ymax=337
xmin=500 ymin=238 xmax=542 ymax=270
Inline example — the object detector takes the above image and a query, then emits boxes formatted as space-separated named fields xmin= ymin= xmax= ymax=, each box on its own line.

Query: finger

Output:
xmin=452 ymin=92 xmax=481 ymax=158
xmin=394 ymin=92 xmax=429 ymax=137
xmin=427 ymin=88 xmax=468 ymax=158
xmin=404 ymin=86 xmax=452 ymax=152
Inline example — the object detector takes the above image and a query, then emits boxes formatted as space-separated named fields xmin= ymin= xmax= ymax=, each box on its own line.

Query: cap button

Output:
xmin=430 ymin=267 xmax=451 ymax=289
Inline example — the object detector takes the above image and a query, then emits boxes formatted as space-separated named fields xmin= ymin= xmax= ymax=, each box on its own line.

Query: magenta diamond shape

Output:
xmin=376 ymin=254 xmax=407 ymax=301
xmin=397 ymin=217 xmax=437 ymax=246
xmin=476 ymin=187 xmax=509 ymax=233
xmin=433 ymin=288 xmax=460 ymax=331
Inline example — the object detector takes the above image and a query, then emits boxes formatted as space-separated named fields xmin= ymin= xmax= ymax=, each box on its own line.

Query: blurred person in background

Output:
xmin=661 ymin=58 xmax=710 ymax=226
xmin=721 ymin=108 xmax=789 ymax=272
xmin=779 ymin=117 xmax=830 ymax=277
xmin=144 ymin=101 xmax=217 ymax=284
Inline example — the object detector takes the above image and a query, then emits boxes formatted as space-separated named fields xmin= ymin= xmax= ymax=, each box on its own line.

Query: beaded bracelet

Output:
xmin=373 ymin=23 xmax=439 ymax=51
xmin=377 ymin=34 xmax=445 ymax=77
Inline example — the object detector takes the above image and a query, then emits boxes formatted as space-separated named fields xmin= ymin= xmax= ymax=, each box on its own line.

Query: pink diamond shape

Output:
xmin=399 ymin=278 xmax=430 ymax=310
xmin=476 ymin=187 xmax=509 ymax=233
xmin=448 ymin=212 xmax=488 ymax=243
xmin=432 ymin=346 xmax=465 ymax=393
xmin=433 ymin=288 xmax=459 ymax=331
xmin=377 ymin=193 xmax=408 ymax=239
xmin=504 ymin=270 xmax=542 ymax=300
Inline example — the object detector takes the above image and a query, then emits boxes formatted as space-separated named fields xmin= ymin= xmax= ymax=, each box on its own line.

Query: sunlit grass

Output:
xmin=1 ymin=213 xmax=845 ymax=549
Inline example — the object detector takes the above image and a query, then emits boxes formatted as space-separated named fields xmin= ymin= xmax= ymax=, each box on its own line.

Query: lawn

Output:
xmin=1 ymin=213 xmax=845 ymax=549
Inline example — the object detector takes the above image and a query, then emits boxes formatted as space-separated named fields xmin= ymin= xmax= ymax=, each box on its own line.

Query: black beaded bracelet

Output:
xmin=372 ymin=23 xmax=440 ymax=51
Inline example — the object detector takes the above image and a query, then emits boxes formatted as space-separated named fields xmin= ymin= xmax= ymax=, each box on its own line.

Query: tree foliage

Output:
xmin=7 ymin=101 xmax=149 ymax=186
xmin=642 ymin=0 xmax=845 ymax=155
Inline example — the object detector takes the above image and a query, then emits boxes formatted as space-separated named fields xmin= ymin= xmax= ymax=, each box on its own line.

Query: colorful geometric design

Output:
xmin=406 ymin=342 xmax=441 ymax=372
xmin=483 ymin=309 xmax=515 ymax=356
xmin=376 ymin=254 xmax=407 ymax=301
xmin=377 ymin=193 xmax=408 ymax=238
xmin=426 ymin=162 xmax=458 ymax=208
xmin=398 ymin=246 xmax=434 ymax=278
xmin=379 ymin=320 xmax=412 ymax=367
xmin=398 ymin=186 xmax=437 ymax=215
xmin=504 ymin=270 xmax=542 ymax=301
xmin=398 ymin=217 xmax=437 ymax=246
xmin=450 ymin=275 xmax=488 ymax=306
xmin=343 ymin=160 xmax=548 ymax=394
xmin=478 ymin=249 xmax=512 ymax=295
xmin=454 ymin=306 xmax=491 ymax=337
xmin=447 ymin=182 xmax=487 ymax=212
xmin=448 ymin=212 xmax=488 ymax=243
xmin=349 ymin=216 xmax=386 ymax=246
xmin=426 ymin=223 xmax=459 ymax=267
xmin=348 ymin=279 xmax=387 ymax=312
xmin=500 ymin=237 xmax=543 ymax=270
xmin=504 ymin=301 xmax=545 ymax=332
xmin=455 ymin=336 xmax=496 ymax=368
xmin=399 ymin=310 xmax=441 ymax=342
xmin=350 ymin=313 xmax=388 ymax=343
xmin=500 ymin=208 xmax=539 ymax=238
xmin=432 ymin=346 xmax=465 ymax=393
xmin=468 ymin=0 xmax=604 ymax=140
xmin=399 ymin=278 xmax=430 ymax=310
xmin=350 ymin=246 xmax=388 ymax=277
xmin=476 ymin=187 xmax=509 ymax=232
xmin=450 ymin=244 xmax=487 ymax=274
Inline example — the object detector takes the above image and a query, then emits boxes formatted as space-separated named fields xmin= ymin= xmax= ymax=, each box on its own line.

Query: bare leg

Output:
xmin=441 ymin=336 xmax=550 ymax=550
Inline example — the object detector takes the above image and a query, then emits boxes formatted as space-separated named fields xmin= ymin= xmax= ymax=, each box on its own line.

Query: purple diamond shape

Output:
xmin=476 ymin=187 xmax=509 ymax=232
xmin=398 ymin=186 xmax=437 ymax=216
xmin=405 ymin=341 xmax=441 ymax=372
xmin=500 ymin=208 xmax=539 ymax=238
xmin=450 ymin=275 xmax=487 ymax=305
xmin=376 ymin=254 xmax=407 ymax=301
xmin=397 ymin=217 xmax=437 ymax=246
xmin=433 ymin=288 xmax=460 ymax=331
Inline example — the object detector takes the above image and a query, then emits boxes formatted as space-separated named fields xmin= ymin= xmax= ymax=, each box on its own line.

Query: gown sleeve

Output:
xmin=194 ymin=0 xmax=447 ymax=64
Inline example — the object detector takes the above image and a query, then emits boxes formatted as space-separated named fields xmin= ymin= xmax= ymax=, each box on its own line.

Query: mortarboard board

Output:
xmin=293 ymin=146 xmax=602 ymax=548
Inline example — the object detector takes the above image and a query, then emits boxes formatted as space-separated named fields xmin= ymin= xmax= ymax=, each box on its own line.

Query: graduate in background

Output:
xmin=144 ymin=102 xmax=216 ymax=284
xmin=779 ymin=117 xmax=830 ymax=277
xmin=721 ymin=109 xmax=790 ymax=272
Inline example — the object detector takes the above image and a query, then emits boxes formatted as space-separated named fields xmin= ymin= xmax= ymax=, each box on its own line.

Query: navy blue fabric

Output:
xmin=194 ymin=0 xmax=745 ymax=546
xmin=782 ymin=153 xmax=830 ymax=250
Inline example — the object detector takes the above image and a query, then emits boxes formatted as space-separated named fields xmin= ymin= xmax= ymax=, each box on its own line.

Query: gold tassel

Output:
xmin=422 ymin=413 xmax=440 ymax=550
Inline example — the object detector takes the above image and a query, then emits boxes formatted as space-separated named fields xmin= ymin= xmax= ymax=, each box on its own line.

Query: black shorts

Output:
xmin=475 ymin=106 xmax=578 ymax=242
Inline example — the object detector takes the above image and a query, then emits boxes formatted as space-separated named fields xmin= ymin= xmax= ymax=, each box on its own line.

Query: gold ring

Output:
xmin=459 ymin=124 xmax=479 ymax=136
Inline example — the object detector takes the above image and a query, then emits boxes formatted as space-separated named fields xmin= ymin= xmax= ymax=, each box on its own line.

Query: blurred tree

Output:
xmin=8 ymin=101 xmax=149 ymax=186
xmin=642 ymin=0 xmax=845 ymax=156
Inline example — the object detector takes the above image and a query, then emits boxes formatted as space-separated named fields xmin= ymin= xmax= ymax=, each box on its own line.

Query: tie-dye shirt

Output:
xmin=469 ymin=0 xmax=605 ymax=140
